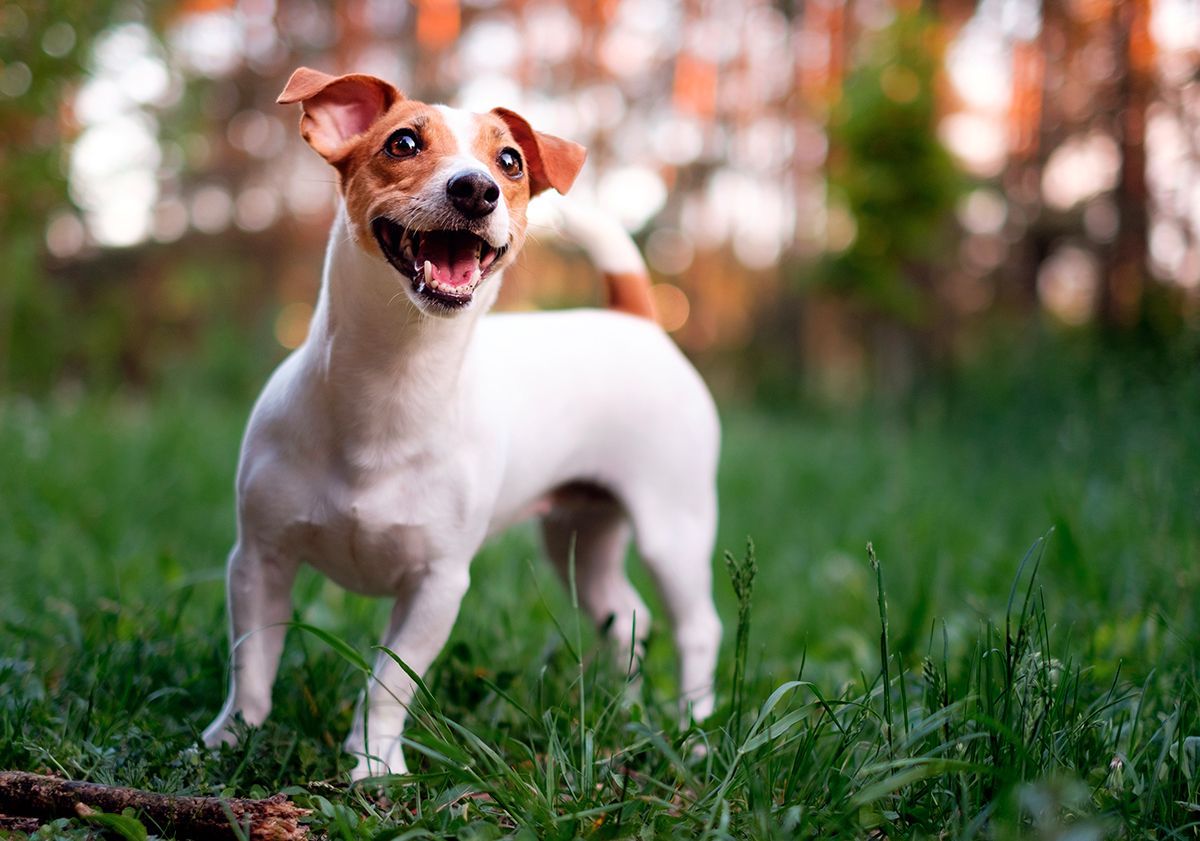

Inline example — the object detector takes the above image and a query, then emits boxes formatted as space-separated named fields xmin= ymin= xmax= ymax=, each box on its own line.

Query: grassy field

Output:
xmin=1 ymin=338 xmax=1198 ymax=838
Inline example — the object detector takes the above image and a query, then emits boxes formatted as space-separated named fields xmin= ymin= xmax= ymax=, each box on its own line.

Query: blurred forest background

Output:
xmin=2 ymin=0 xmax=1199 ymax=403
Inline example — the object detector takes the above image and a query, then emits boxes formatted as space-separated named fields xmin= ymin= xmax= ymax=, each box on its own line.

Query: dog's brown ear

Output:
xmin=278 ymin=67 xmax=402 ymax=163
xmin=490 ymin=108 xmax=587 ymax=196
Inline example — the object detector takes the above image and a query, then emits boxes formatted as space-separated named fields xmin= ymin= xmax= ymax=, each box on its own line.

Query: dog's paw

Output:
xmin=201 ymin=717 xmax=238 ymax=749
xmin=346 ymin=737 xmax=408 ymax=782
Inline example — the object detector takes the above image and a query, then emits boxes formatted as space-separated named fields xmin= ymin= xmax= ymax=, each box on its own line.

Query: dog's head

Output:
xmin=278 ymin=67 xmax=587 ymax=316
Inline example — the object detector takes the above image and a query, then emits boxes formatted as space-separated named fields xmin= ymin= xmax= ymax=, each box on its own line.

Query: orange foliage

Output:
xmin=1008 ymin=39 xmax=1043 ymax=158
xmin=177 ymin=0 xmax=233 ymax=13
xmin=1128 ymin=0 xmax=1155 ymax=74
xmin=672 ymin=53 xmax=718 ymax=119
xmin=417 ymin=0 xmax=460 ymax=50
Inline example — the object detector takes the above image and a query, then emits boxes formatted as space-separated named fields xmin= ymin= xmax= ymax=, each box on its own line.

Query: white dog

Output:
xmin=202 ymin=67 xmax=722 ymax=780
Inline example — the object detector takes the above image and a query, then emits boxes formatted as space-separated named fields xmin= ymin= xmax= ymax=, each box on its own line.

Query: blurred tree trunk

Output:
xmin=1102 ymin=0 xmax=1153 ymax=329
xmin=998 ymin=8 xmax=1058 ymax=316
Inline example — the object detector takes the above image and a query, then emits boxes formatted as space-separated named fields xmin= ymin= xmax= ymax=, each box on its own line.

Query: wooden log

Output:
xmin=0 ymin=814 xmax=42 ymax=834
xmin=0 ymin=772 xmax=310 ymax=841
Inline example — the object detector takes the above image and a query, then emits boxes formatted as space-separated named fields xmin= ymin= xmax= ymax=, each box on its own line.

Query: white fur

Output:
xmin=532 ymin=192 xmax=647 ymax=276
xmin=202 ymin=114 xmax=721 ymax=781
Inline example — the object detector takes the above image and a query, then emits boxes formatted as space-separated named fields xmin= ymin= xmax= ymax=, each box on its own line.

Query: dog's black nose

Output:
xmin=447 ymin=171 xmax=500 ymax=219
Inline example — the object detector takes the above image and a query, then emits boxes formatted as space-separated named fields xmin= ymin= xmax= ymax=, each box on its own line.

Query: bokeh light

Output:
xmin=6 ymin=0 xmax=1200 ymax=395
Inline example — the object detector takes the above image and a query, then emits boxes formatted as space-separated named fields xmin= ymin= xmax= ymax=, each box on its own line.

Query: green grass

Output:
xmin=1 ymin=340 xmax=1198 ymax=838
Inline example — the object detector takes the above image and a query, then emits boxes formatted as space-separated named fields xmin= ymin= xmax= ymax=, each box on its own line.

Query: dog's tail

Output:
xmin=540 ymin=197 xmax=657 ymax=321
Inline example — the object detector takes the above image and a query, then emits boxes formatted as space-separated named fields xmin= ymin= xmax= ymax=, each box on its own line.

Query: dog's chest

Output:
xmin=267 ymin=467 xmax=482 ymax=596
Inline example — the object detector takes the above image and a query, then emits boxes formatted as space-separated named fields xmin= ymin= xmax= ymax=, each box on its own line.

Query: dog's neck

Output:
xmin=302 ymin=208 xmax=498 ymax=465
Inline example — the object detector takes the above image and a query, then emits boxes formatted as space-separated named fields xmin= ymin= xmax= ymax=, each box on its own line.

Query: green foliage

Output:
xmin=0 ymin=4 xmax=244 ymax=396
xmin=0 ymin=1 xmax=127 ymax=391
xmin=0 ymin=344 xmax=1197 ymax=836
xmin=723 ymin=539 xmax=757 ymax=743
xmin=819 ymin=10 xmax=963 ymax=320
xmin=75 ymin=806 xmax=149 ymax=841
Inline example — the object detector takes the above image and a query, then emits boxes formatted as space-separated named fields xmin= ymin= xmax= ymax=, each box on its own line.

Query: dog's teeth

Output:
xmin=423 ymin=260 xmax=432 ymax=286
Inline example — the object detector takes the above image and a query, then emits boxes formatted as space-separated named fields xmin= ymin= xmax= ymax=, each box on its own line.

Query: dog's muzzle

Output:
xmin=372 ymin=218 xmax=508 ymax=309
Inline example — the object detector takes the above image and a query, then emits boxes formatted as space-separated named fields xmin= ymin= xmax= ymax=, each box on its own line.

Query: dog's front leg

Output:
xmin=345 ymin=565 xmax=471 ymax=781
xmin=202 ymin=542 xmax=298 ymax=747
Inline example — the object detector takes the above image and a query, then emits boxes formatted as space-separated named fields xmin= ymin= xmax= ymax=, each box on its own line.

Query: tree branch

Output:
xmin=0 ymin=772 xmax=310 ymax=841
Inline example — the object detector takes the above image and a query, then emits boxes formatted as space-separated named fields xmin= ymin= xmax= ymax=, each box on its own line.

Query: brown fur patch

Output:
xmin=279 ymin=70 xmax=586 ymax=291
xmin=332 ymin=103 xmax=521 ymax=253
xmin=490 ymin=108 xmax=587 ymax=196
xmin=603 ymin=271 xmax=658 ymax=321
xmin=471 ymin=112 xmax=531 ymax=254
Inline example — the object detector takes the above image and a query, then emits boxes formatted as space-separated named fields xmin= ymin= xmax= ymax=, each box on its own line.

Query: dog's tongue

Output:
xmin=420 ymin=231 xmax=480 ymax=288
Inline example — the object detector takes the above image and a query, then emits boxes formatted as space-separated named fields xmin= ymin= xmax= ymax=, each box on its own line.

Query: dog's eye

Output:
xmin=496 ymin=147 xmax=523 ymax=179
xmin=384 ymin=129 xmax=420 ymax=159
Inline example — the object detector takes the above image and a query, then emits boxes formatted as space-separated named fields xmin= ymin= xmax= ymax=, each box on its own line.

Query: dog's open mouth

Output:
xmin=372 ymin=218 xmax=507 ymax=308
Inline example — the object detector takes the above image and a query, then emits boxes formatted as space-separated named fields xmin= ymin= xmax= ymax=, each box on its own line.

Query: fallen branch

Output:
xmin=0 ymin=814 xmax=42 ymax=834
xmin=0 ymin=772 xmax=310 ymax=841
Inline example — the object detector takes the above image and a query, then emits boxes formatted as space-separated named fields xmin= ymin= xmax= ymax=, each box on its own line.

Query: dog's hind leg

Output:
xmin=626 ymin=492 xmax=722 ymax=723
xmin=540 ymin=491 xmax=651 ymax=674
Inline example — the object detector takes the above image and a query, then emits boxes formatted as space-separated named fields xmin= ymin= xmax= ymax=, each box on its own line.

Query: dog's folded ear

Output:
xmin=278 ymin=67 xmax=402 ymax=163
xmin=490 ymin=108 xmax=587 ymax=197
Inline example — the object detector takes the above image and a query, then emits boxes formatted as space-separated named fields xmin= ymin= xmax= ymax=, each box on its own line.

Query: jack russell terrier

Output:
xmin=201 ymin=67 xmax=722 ymax=780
